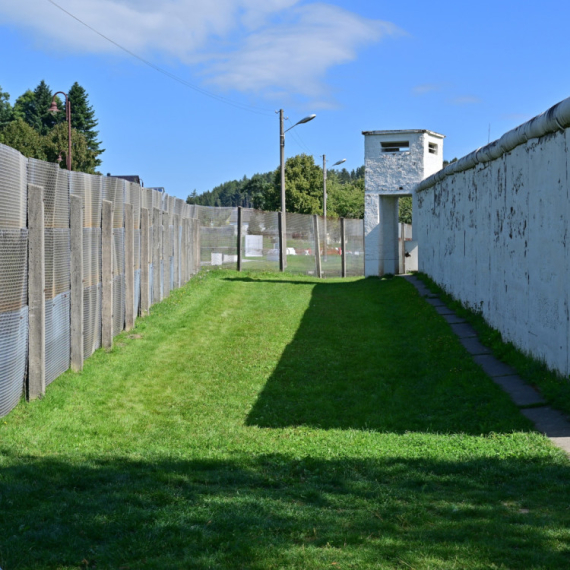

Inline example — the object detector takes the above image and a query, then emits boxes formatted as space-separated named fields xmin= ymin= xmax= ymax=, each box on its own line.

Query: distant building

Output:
xmin=107 ymin=174 xmax=144 ymax=186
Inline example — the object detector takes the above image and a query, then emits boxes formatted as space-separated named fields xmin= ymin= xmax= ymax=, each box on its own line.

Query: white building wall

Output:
xmin=416 ymin=96 xmax=570 ymax=375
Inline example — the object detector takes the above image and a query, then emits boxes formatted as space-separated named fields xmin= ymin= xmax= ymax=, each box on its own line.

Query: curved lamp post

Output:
xmin=322 ymin=156 xmax=346 ymax=261
xmin=48 ymin=92 xmax=72 ymax=171
xmin=278 ymin=110 xmax=316 ymax=271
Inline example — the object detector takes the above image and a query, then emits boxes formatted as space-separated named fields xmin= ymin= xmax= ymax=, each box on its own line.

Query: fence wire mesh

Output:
xmin=319 ymin=216 xmax=342 ymax=279
xmin=45 ymin=292 xmax=70 ymax=386
xmin=196 ymin=206 xmax=364 ymax=278
xmin=284 ymin=212 xmax=316 ymax=276
xmin=29 ymin=159 xmax=71 ymax=387
xmin=345 ymin=218 xmax=365 ymax=277
xmin=0 ymin=146 xmax=28 ymax=417
xmin=195 ymin=206 xmax=238 ymax=268
xmin=0 ymin=146 xmax=27 ymax=228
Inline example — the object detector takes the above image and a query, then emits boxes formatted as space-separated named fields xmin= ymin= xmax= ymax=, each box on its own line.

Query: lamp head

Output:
xmin=333 ymin=159 xmax=347 ymax=167
xmin=48 ymin=100 xmax=60 ymax=115
xmin=297 ymin=114 xmax=316 ymax=125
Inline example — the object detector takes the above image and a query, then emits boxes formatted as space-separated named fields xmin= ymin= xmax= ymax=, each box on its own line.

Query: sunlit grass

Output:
xmin=0 ymin=270 xmax=569 ymax=569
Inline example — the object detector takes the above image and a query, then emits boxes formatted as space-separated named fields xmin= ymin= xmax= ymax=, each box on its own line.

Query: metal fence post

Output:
xmin=141 ymin=208 xmax=150 ymax=316
xmin=313 ymin=214 xmax=322 ymax=279
xmin=28 ymin=184 xmax=45 ymax=399
xmin=278 ymin=211 xmax=285 ymax=271
xmin=341 ymin=217 xmax=346 ymax=279
xmin=237 ymin=206 xmax=242 ymax=272
xmin=70 ymin=194 xmax=84 ymax=371
xmin=125 ymin=203 xmax=134 ymax=331
xmin=102 ymin=200 xmax=114 ymax=350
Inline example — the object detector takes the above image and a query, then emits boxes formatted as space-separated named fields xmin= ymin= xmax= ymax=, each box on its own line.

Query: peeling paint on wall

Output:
xmin=416 ymin=100 xmax=570 ymax=376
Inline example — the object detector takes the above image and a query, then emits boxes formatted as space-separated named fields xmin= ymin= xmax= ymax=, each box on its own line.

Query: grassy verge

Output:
xmin=0 ymin=270 xmax=569 ymax=569
xmin=415 ymin=272 xmax=570 ymax=416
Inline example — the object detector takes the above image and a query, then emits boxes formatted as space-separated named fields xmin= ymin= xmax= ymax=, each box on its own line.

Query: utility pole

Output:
xmin=279 ymin=109 xmax=286 ymax=271
xmin=323 ymin=154 xmax=327 ymax=262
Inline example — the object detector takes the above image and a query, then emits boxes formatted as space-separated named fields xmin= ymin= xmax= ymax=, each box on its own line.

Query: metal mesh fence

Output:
xmin=126 ymin=182 xmax=142 ymax=318
xmin=284 ymin=212 xmax=316 ymax=276
xmin=319 ymin=216 xmax=342 ymax=279
xmin=345 ymin=218 xmax=365 ymax=277
xmin=238 ymin=209 xmax=280 ymax=273
xmin=0 ymin=145 xmax=28 ymax=416
xmin=195 ymin=206 xmax=237 ymax=267
xmin=195 ymin=205 xmax=365 ymax=278
xmin=29 ymin=159 xmax=71 ymax=386
xmin=71 ymin=173 xmax=103 ymax=359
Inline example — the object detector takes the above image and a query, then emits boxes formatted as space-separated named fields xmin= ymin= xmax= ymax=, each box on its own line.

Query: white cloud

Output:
xmin=449 ymin=95 xmax=482 ymax=106
xmin=0 ymin=0 xmax=401 ymax=102
xmin=412 ymin=83 xmax=443 ymax=96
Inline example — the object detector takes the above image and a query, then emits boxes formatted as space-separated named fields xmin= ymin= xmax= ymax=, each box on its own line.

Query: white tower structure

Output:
xmin=362 ymin=129 xmax=444 ymax=276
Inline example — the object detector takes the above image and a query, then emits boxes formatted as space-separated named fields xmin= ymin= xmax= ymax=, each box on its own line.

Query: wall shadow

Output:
xmin=1 ymin=452 xmax=570 ymax=568
xmin=245 ymin=278 xmax=533 ymax=435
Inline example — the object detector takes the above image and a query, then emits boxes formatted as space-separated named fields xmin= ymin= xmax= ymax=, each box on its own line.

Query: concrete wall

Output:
xmin=415 ymin=96 xmax=570 ymax=376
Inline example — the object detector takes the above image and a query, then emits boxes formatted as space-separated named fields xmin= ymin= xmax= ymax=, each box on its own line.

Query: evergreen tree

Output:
xmin=0 ymin=86 xmax=13 ymax=129
xmin=68 ymin=82 xmax=104 ymax=167
xmin=13 ymin=81 xmax=63 ymax=135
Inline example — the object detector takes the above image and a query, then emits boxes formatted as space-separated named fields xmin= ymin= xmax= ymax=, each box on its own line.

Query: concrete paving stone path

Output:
xmin=402 ymin=274 xmax=570 ymax=455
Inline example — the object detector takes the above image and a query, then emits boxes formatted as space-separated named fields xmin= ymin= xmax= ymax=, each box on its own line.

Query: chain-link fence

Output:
xmin=0 ymin=143 xmax=201 ymax=418
xmin=195 ymin=206 xmax=364 ymax=278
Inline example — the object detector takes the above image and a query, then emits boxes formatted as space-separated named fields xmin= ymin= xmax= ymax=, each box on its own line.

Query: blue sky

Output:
xmin=1 ymin=0 xmax=569 ymax=201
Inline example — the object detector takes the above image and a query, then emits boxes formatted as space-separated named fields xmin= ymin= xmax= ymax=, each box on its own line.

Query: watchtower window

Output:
xmin=428 ymin=142 xmax=438 ymax=155
xmin=381 ymin=141 xmax=409 ymax=153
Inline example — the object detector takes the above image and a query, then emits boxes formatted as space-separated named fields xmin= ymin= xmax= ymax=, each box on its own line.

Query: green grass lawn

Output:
xmin=1 ymin=270 xmax=570 ymax=569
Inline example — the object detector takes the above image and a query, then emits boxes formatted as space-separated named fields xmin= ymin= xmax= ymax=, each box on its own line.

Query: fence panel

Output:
xmin=237 ymin=209 xmax=280 ymax=273
xmin=0 ymin=145 xmax=28 ymax=417
xmin=284 ymin=212 xmax=316 ymax=275
xmin=103 ymin=177 xmax=125 ymax=336
xmin=70 ymin=171 xmax=102 ymax=359
xmin=319 ymin=216 xmax=342 ymax=278
xmin=195 ymin=206 xmax=238 ymax=268
xmin=345 ymin=218 xmax=365 ymax=277
xmin=28 ymin=159 xmax=70 ymax=386
xmin=126 ymin=182 xmax=142 ymax=318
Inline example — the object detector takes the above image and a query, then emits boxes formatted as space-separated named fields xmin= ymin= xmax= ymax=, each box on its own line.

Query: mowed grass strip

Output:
xmin=1 ymin=270 xmax=569 ymax=570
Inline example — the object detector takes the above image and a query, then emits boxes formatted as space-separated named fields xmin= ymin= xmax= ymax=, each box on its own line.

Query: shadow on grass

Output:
xmin=245 ymin=277 xmax=533 ymax=435
xmin=1 ymin=451 xmax=570 ymax=569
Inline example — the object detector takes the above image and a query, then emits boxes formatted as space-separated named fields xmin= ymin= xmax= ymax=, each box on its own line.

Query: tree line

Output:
xmin=187 ymin=155 xmax=413 ymax=222
xmin=0 ymin=80 xmax=103 ymax=174
xmin=188 ymin=155 xmax=366 ymax=219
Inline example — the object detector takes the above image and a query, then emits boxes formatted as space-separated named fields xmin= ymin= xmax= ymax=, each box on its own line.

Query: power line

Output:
xmin=286 ymin=118 xmax=313 ymax=155
xmin=46 ymin=0 xmax=275 ymax=117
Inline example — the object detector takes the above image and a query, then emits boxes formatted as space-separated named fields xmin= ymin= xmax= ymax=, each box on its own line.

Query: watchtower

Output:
xmin=362 ymin=129 xmax=444 ymax=276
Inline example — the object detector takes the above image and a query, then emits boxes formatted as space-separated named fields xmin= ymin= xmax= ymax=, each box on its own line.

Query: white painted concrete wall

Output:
xmin=416 ymin=95 xmax=570 ymax=376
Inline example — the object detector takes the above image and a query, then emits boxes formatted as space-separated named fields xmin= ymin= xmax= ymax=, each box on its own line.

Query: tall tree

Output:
xmin=43 ymin=122 xmax=96 ymax=173
xmin=265 ymin=154 xmax=324 ymax=214
xmin=13 ymin=81 xmax=63 ymax=135
xmin=0 ymin=118 xmax=47 ymax=160
xmin=0 ymin=86 xmax=13 ymax=129
xmin=68 ymin=82 xmax=104 ymax=167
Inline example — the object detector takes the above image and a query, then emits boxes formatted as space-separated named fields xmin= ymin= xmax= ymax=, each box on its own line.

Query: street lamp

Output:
xmin=322 ymin=156 xmax=346 ymax=261
xmin=278 ymin=109 xmax=316 ymax=271
xmin=48 ymin=92 xmax=72 ymax=171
